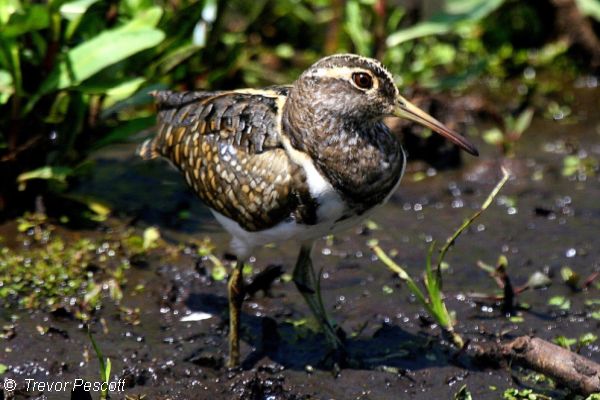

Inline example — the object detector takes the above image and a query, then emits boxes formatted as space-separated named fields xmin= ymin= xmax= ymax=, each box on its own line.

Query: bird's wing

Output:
xmin=138 ymin=87 xmax=316 ymax=231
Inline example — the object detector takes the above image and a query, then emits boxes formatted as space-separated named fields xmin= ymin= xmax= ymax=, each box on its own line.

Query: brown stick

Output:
xmin=476 ymin=336 xmax=600 ymax=395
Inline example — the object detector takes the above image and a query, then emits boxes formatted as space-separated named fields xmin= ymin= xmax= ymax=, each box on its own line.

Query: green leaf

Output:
xmin=0 ymin=70 xmax=13 ymax=104
xmin=553 ymin=335 xmax=576 ymax=350
xmin=0 ymin=363 xmax=7 ymax=374
xmin=211 ymin=262 xmax=227 ymax=281
xmin=39 ymin=7 xmax=165 ymax=93
xmin=548 ymin=295 xmax=571 ymax=310
xmin=513 ymin=108 xmax=534 ymax=135
xmin=576 ymin=0 xmax=600 ymax=21
xmin=454 ymin=385 xmax=473 ymax=400
xmin=579 ymin=332 xmax=598 ymax=346
xmin=560 ymin=266 xmax=580 ymax=288
xmin=102 ymin=77 xmax=146 ymax=108
xmin=142 ymin=226 xmax=160 ymax=250
xmin=482 ymin=128 xmax=504 ymax=146
xmin=44 ymin=91 xmax=71 ymax=123
xmin=92 ymin=116 xmax=155 ymax=149
xmin=59 ymin=0 xmax=100 ymax=20
xmin=387 ymin=0 xmax=505 ymax=46
xmin=17 ymin=166 xmax=73 ymax=184
xmin=1 ymin=4 xmax=50 ymax=38
xmin=345 ymin=0 xmax=371 ymax=55
xmin=150 ymin=43 xmax=203 ymax=75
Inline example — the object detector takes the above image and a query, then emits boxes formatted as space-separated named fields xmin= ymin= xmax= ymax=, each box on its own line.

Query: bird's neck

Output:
xmin=282 ymin=96 xmax=404 ymax=209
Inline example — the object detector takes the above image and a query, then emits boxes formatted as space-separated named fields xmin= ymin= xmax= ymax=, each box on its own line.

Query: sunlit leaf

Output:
xmin=576 ymin=0 xmax=600 ymax=21
xmin=387 ymin=0 xmax=505 ymax=46
xmin=142 ymin=226 xmax=160 ymax=250
xmin=17 ymin=166 xmax=73 ymax=184
xmin=552 ymin=335 xmax=576 ymax=350
xmin=0 ymin=70 xmax=14 ymax=104
xmin=39 ymin=7 xmax=165 ymax=94
xmin=560 ymin=266 xmax=580 ymax=288
xmin=102 ymin=77 xmax=146 ymax=108
xmin=1 ymin=4 xmax=49 ymax=37
xmin=513 ymin=108 xmax=534 ymax=135
xmin=548 ymin=295 xmax=570 ymax=310
xmin=482 ymin=128 xmax=503 ymax=146
xmin=579 ymin=332 xmax=598 ymax=346
xmin=59 ymin=0 xmax=100 ymax=20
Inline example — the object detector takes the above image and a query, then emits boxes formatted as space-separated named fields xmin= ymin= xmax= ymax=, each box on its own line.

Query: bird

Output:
xmin=138 ymin=53 xmax=478 ymax=368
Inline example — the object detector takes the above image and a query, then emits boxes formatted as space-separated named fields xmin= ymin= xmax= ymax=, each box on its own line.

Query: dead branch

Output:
xmin=474 ymin=336 xmax=600 ymax=395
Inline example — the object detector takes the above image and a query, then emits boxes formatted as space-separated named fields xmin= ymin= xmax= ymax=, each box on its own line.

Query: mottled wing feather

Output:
xmin=139 ymin=87 xmax=315 ymax=231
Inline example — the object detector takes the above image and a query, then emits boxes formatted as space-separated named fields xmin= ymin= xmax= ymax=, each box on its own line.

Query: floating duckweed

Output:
xmin=0 ymin=214 xmax=166 ymax=319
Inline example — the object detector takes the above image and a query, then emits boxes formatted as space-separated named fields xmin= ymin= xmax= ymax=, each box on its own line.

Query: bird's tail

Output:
xmin=137 ymin=138 xmax=159 ymax=160
xmin=136 ymin=90 xmax=171 ymax=160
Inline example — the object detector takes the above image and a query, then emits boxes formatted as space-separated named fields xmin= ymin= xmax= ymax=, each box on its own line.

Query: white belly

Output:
xmin=213 ymin=144 xmax=405 ymax=259
xmin=212 ymin=203 xmax=379 ymax=259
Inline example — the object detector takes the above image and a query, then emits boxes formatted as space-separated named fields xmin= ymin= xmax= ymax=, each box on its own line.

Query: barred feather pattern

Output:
xmin=137 ymin=88 xmax=317 ymax=232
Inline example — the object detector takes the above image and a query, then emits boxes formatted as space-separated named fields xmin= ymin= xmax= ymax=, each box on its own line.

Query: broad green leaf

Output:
xmin=54 ymin=30 xmax=163 ymax=89
xmin=0 ymin=0 xmax=22 ymax=24
xmin=387 ymin=0 xmax=505 ymax=46
xmin=1 ymin=4 xmax=49 ymax=37
xmin=48 ymin=7 xmax=164 ymax=90
xmin=576 ymin=0 xmax=600 ymax=21
xmin=102 ymin=77 xmax=146 ymax=108
xmin=123 ymin=5 xmax=162 ymax=29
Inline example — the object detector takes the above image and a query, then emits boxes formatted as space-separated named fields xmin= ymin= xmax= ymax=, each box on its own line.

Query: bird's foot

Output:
xmin=318 ymin=345 xmax=361 ymax=373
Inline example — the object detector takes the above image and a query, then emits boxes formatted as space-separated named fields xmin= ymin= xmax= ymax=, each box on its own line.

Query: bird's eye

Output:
xmin=352 ymin=72 xmax=373 ymax=89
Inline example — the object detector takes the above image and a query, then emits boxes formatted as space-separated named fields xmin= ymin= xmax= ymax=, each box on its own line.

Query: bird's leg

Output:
xmin=227 ymin=259 xmax=245 ymax=368
xmin=293 ymin=243 xmax=344 ymax=351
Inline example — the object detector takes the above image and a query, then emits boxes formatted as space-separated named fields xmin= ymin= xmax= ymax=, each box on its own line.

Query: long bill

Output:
xmin=393 ymin=95 xmax=479 ymax=156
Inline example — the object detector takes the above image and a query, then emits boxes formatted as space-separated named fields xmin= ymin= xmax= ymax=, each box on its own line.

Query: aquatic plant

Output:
xmin=370 ymin=167 xmax=510 ymax=347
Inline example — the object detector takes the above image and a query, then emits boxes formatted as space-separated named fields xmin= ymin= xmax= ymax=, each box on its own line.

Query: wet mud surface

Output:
xmin=1 ymin=87 xmax=600 ymax=399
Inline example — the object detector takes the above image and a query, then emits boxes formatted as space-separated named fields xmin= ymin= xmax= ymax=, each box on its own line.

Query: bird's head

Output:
xmin=292 ymin=54 xmax=478 ymax=156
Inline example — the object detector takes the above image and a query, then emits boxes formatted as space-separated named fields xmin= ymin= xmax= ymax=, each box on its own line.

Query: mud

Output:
xmin=1 ymin=85 xmax=599 ymax=399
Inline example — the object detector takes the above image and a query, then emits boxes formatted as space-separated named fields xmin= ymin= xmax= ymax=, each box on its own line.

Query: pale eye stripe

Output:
xmin=308 ymin=66 xmax=390 ymax=91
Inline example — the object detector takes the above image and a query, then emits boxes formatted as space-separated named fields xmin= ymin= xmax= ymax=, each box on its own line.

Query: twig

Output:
xmin=475 ymin=336 xmax=600 ymax=396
